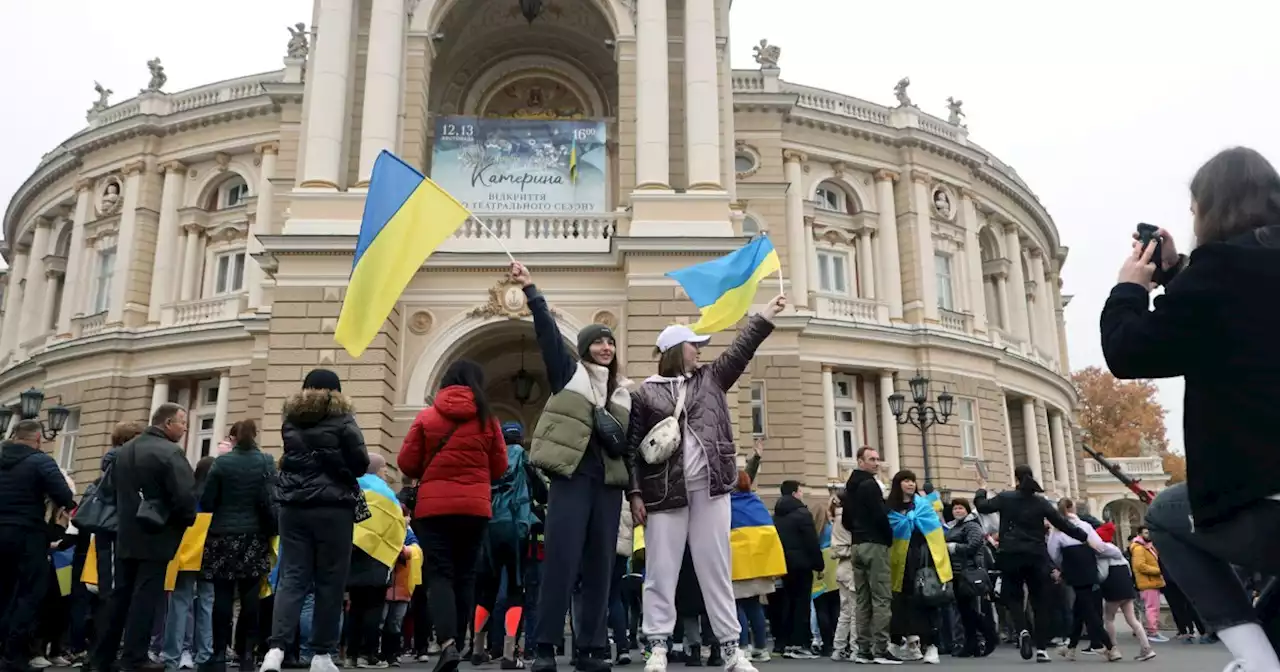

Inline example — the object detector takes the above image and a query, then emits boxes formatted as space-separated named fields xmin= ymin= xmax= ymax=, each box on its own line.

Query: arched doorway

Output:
xmin=1102 ymin=498 xmax=1149 ymax=545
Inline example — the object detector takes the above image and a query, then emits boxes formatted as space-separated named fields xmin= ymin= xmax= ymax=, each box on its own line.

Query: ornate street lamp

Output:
xmin=887 ymin=373 xmax=953 ymax=490
xmin=512 ymin=336 xmax=536 ymax=405
xmin=0 ymin=387 xmax=70 ymax=440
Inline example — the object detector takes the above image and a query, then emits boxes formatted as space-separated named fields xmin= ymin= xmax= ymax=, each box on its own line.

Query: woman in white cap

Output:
xmin=628 ymin=293 xmax=786 ymax=672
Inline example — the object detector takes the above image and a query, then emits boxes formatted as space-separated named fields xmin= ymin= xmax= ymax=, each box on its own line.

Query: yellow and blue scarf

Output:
xmin=888 ymin=492 xmax=952 ymax=592
xmin=729 ymin=491 xmax=787 ymax=582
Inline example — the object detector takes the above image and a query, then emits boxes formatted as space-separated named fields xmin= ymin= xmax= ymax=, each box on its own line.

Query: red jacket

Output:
xmin=397 ymin=385 xmax=507 ymax=519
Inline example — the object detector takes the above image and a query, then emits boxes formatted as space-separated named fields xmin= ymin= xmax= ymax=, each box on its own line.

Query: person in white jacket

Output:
xmin=1094 ymin=522 xmax=1156 ymax=662
xmin=1046 ymin=499 xmax=1129 ymax=662
xmin=829 ymin=493 xmax=857 ymax=661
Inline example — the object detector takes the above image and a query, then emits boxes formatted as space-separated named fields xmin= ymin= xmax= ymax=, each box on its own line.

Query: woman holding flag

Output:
xmin=626 ymin=235 xmax=786 ymax=672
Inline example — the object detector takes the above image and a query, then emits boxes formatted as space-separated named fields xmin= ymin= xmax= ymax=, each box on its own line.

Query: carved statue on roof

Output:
xmin=946 ymin=96 xmax=966 ymax=126
xmin=145 ymin=58 xmax=167 ymax=92
xmin=287 ymin=23 xmax=309 ymax=59
xmin=90 ymin=81 xmax=113 ymax=112
xmin=893 ymin=77 xmax=912 ymax=108
xmin=753 ymin=39 xmax=781 ymax=69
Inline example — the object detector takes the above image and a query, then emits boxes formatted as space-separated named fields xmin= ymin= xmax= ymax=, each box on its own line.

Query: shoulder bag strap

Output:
xmin=420 ymin=423 xmax=460 ymax=482
xmin=673 ymin=380 xmax=688 ymax=418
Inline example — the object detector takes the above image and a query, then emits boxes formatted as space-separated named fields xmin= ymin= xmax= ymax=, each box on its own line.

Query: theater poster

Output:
xmin=431 ymin=116 xmax=608 ymax=213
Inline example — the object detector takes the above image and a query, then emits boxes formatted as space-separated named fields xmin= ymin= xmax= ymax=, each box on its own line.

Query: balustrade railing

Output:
xmin=814 ymin=295 xmax=885 ymax=324
xmin=87 ymin=71 xmax=284 ymax=129
xmin=162 ymin=294 xmax=246 ymax=327
xmin=440 ymin=213 xmax=616 ymax=253
xmin=1084 ymin=457 xmax=1166 ymax=478
xmin=73 ymin=312 xmax=108 ymax=338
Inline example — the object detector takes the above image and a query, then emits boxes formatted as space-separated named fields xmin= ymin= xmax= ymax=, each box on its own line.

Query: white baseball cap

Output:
xmin=656 ymin=324 xmax=711 ymax=353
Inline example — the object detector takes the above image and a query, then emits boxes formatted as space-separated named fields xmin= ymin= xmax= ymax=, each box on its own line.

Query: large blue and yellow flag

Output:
xmin=354 ymin=474 xmax=408 ymax=569
xmin=729 ymin=491 xmax=787 ymax=582
xmin=888 ymin=493 xmax=952 ymax=592
xmin=812 ymin=521 xmax=838 ymax=597
xmin=666 ymin=236 xmax=782 ymax=334
xmin=335 ymin=151 xmax=472 ymax=358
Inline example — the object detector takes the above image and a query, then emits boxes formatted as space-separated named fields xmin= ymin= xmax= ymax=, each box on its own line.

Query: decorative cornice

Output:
xmin=121 ymin=160 xmax=147 ymax=177
xmin=782 ymin=149 xmax=807 ymax=164
xmin=873 ymin=169 xmax=899 ymax=183
xmin=161 ymin=160 xmax=187 ymax=175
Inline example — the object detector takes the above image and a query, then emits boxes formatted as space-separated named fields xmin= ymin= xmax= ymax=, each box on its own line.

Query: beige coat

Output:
xmin=617 ymin=501 xmax=634 ymax=557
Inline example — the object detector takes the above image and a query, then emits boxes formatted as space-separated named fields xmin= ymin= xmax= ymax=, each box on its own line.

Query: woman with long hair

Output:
xmin=974 ymin=466 xmax=1101 ymax=663
xmin=202 ymin=420 xmax=275 ymax=672
xmin=1046 ymin=498 xmax=1128 ymax=662
xmin=628 ymin=288 xmax=785 ymax=672
xmin=944 ymin=498 xmax=996 ymax=658
xmin=507 ymin=263 xmax=634 ymax=672
xmin=1102 ymin=147 xmax=1280 ymax=672
xmin=1094 ymin=522 xmax=1156 ymax=660
xmin=398 ymin=359 xmax=508 ymax=672
xmin=885 ymin=471 xmax=951 ymax=665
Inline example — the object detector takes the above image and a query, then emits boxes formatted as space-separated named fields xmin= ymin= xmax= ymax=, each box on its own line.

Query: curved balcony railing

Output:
xmin=87 ymin=71 xmax=285 ymax=130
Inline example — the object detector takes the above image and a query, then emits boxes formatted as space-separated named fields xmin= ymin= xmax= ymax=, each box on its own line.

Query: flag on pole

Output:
xmin=335 ymin=151 xmax=471 ymax=358
xmin=666 ymin=236 xmax=781 ymax=334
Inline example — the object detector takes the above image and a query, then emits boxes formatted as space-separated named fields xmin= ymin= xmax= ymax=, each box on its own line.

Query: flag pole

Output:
xmin=468 ymin=214 xmax=517 ymax=264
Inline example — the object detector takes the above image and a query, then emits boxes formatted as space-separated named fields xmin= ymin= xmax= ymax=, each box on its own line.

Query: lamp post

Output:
xmin=0 ymin=387 xmax=71 ymax=440
xmin=887 ymin=373 xmax=953 ymax=491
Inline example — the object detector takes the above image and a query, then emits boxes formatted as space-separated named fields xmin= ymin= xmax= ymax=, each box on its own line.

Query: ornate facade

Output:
xmin=0 ymin=0 xmax=1151 ymax=513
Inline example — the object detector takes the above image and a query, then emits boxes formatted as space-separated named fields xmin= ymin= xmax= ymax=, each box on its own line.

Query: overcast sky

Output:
xmin=4 ymin=0 xmax=1279 ymax=451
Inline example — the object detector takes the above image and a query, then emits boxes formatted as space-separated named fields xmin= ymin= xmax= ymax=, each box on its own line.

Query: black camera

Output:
xmin=1136 ymin=223 xmax=1163 ymax=271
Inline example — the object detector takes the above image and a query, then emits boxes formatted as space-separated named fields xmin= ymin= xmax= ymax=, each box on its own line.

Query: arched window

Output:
xmin=814 ymin=180 xmax=857 ymax=214
xmin=205 ymin=175 xmax=250 ymax=211
xmin=742 ymin=215 xmax=761 ymax=236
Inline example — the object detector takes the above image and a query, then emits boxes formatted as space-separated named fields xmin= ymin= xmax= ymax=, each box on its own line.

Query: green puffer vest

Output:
xmin=530 ymin=363 xmax=631 ymax=487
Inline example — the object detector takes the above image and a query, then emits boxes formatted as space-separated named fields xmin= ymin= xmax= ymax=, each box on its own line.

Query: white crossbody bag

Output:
xmin=639 ymin=382 xmax=687 ymax=465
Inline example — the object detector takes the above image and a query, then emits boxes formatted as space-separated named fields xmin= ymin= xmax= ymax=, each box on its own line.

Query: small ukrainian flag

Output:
xmin=666 ymin=236 xmax=781 ymax=334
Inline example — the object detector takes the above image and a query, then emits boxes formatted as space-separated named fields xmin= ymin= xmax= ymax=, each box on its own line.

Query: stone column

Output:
xmin=874 ymin=171 xmax=903 ymax=320
xmin=39 ymin=268 xmax=61 ymax=337
xmin=909 ymin=172 xmax=939 ymax=321
xmin=150 ymin=376 xmax=170 ymax=418
xmin=683 ymin=0 xmax=721 ymax=190
xmin=999 ymin=392 xmax=1016 ymax=487
xmin=1044 ymin=268 xmax=1064 ymax=368
xmin=1021 ymin=397 xmax=1044 ymax=483
xmin=1049 ymin=410 xmax=1071 ymax=497
xmin=148 ymin=162 xmax=187 ymax=323
xmin=298 ymin=0 xmax=355 ymax=189
xmin=1002 ymin=221 xmax=1031 ymax=343
xmin=248 ymin=143 xmax=279 ymax=310
xmin=1028 ymin=248 xmax=1052 ymax=356
xmin=993 ymin=273 xmax=1010 ymax=333
xmin=959 ymin=190 xmax=987 ymax=332
xmin=58 ymin=181 xmax=93 ymax=336
xmin=633 ymin=0 xmax=670 ymax=189
xmin=857 ymin=230 xmax=875 ymax=299
xmin=0 ymin=247 xmax=28 ymax=358
xmin=212 ymin=371 xmax=231 ymax=442
xmin=783 ymin=151 xmax=809 ymax=308
xmin=109 ymin=160 xmax=146 ymax=324
xmin=878 ymin=372 xmax=901 ymax=476
xmin=21 ymin=218 xmax=53 ymax=343
xmin=822 ymin=366 xmax=837 ymax=480
xmin=179 ymin=225 xmax=202 ymax=301
xmin=357 ymin=0 xmax=406 ymax=185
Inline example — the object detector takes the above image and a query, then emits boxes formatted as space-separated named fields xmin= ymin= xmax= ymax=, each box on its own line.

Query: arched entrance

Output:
xmin=1102 ymin=498 xmax=1149 ymax=545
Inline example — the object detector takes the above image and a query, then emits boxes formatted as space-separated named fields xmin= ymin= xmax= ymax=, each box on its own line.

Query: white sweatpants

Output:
xmin=833 ymin=560 xmax=857 ymax=651
xmin=641 ymin=486 xmax=740 ymax=643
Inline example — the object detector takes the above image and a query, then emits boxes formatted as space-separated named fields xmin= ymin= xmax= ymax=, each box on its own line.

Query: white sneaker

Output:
xmin=921 ymin=646 xmax=939 ymax=665
xmin=310 ymin=654 xmax=340 ymax=672
xmin=180 ymin=652 xmax=196 ymax=670
xmin=721 ymin=645 xmax=756 ymax=672
xmin=29 ymin=657 xmax=52 ymax=669
xmin=260 ymin=648 xmax=285 ymax=672
xmin=644 ymin=644 xmax=668 ymax=672
xmin=49 ymin=657 xmax=73 ymax=668
xmin=749 ymin=649 xmax=770 ymax=664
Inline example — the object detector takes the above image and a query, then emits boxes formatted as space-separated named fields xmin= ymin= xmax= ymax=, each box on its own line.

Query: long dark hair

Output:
xmin=440 ymin=359 xmax=492 ymax=425
xmin=887 ymin=469 xmax=917 ymax=512
xmin=1191 ymin=147 xmax=1280 ymax=246
xmin=1014 ymin=464 xmax=1043 ymax=494
xmin=194 ymin=456 xmax=216 ymax=492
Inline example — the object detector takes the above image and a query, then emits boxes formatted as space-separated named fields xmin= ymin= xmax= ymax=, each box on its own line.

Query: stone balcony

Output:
xmin=438 ymin=212 xmax=616 ymax=254
xmin=1084 ymin=456 xmax=1166 ymax=482
xmin=71 ymin=311 xmax=108 ymax=339
xmin=86 ymin=71 xmax=285 ymax=128
xmin=814 ymin=294 xmax=888 ymax=324
xmin=160 ymin=293 xmax=247 ymax=327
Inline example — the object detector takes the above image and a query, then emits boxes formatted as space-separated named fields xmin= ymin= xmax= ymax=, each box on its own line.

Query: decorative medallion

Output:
xmin=932 ymin=185 xmax=955 ymax=220
xmin=591 ymin=310 xmax=617 ymax=329
xmin=468 ymin=279 xmax=561 ymax=319
xmin=97 ymin=177 xmax=122 ymax=216
xmin=408 ymin=310 xmax=434 ymax=335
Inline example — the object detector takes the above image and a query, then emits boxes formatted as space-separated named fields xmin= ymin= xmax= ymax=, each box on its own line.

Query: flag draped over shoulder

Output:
xmin=888 ymin=493 xmax=952 ymax=592
xmin=729 ymin=491 xmax=787 ymax=582
xmin=354 ymin=474 xmax=408 ymax=569
xmin=335 ymin=151 xmax=471 ymax=358
xmin=666 ymin=236 xmax=781 ymax=335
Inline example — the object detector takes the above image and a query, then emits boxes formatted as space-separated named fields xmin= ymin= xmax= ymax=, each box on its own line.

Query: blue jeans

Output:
xmin=736 ymin=597 xmax=767 ymax=649
xmin=163 ymin=572 xmax=213 ymax=670
xmin=300 ymin=591 xmax=344 ymax=663
xmin=522 ymin=561 xmax=542 ymax=652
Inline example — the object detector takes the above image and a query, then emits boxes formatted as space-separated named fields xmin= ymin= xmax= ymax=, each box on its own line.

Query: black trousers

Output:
xmin=347 ymin=586 xmax=387 ymax=661
xmin=997 ymin=552 xmax=1054 ymax=651
xmin=408 ymin=586 xmax=431 ymax=654
xmin=0 ymin=526 xmax=51 ymax=665
xmin=268 ymin=506 xmax=355 ymax=656
xmin=813 ymin=592 xmax=838 ymax=654
xmin=92 ymin=557 xmax=168 ymax=670
xmin=956 ymin=595 xmax=996 ymax=654
xmin=1163 ymin=579 xmax=1206 ymax=636
xmin=1067 ymin=586 xmax=1112 ymax=650
xmin=531 ymin=473 xmax=622 ymax=653
xmin=415 ymin=515 xmax=487 ymax=647
xmin=779 ymin=571 xmax=813 ymax=648
xmin=213 ymin=577 xmax=262 ymax=662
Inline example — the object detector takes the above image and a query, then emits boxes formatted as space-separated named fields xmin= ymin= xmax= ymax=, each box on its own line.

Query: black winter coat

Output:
xmin=841 ymin=469 xmax=892 ymax=546
xmin=773 ymin=494 xmax=822 ymax=574
xmin=0 ymin=441 xmax=74 ymax=530
xmin=114 ymin=427 xmax=198 ymax=561
xmin=277 ymin=390 xmax=370 ymax=508
xmin=974 ymin=489 xmax=1085 ymax=558
xmin=202 ymin=442 xmax=275 ymax=535
xmin=945 ymin=513 xmax=986 ymax=571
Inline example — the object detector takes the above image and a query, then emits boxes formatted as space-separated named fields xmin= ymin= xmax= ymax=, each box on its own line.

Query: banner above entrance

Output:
xmin=431 ymin=116 xmax=608 ymax=213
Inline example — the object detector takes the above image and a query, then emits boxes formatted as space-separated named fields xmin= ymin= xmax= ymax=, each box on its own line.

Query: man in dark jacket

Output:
xmin=92 ymin=403 xmax=197 ymax=672
xmin=0 ymin=419 xmax=75 ymax=672
xmin=840 ymin=447 xmax=897 ymax=664
xmin=773 ymin=481 xmax=822 ymax=659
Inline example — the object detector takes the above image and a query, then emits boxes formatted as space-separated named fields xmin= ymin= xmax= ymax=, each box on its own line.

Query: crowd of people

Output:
xmin=3 ymin=144 xmax=1280 ymax=672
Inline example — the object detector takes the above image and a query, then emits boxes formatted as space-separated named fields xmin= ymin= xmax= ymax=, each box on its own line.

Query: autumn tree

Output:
xmin=1071 ymin=366 xmax=1169 ymax=457
xmin=1163 ymin=453 xmax=1187 ymax=484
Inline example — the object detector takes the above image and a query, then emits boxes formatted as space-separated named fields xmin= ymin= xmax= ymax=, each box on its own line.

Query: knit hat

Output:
xmin=1096 ymin=521 xmax=1116 ymax=544
xmin=302 ymin=368 xmax=342 ymax=392
xmin=577 ymin=324 xmax=615 ymax=361
xmin=501 ymin=421 xmax=524 ymax=445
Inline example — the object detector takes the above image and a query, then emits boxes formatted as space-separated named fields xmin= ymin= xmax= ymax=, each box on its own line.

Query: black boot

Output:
xmin=573 ymin=649 xmax=610 ymax=672
xmin=531 ymin=645 xmax=557 ymax=672
xmin=704 ymin=645 xmax=723 ymax=668
xmin=683 ymin=645 xmax=701 ymax=668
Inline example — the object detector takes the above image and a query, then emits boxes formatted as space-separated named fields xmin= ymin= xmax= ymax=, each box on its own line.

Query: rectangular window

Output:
xmin=214 ymin=252 xmax=246 ymax=295
xmin=750 ymin=381 xmax=766 ymax=437
xmin=817 ymin=250 xmax=849 ymax=295
xmin=58 ymin=408 xmax=81 ymax=471
xmin=935 ymin=252 xmax=955 ymax=311
xmin=93 ymin=247 xmax=116 ymax=314
xmin=958 ymin=398 xmax=979 ymax=458
xmin=832 ymin=374 xmax=858 ymax=460
xmin=225 ymin=183 xmax=249 ymax=208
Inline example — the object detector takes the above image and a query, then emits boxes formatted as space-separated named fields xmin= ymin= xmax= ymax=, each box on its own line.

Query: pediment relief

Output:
xmin=467 ymin=278 xmax=564 ymax=320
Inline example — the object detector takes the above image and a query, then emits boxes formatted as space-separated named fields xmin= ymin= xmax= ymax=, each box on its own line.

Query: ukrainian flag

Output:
xmin=729 ymin=490 xmax=787 ymax=582
xmin=164 ymin=512 xmax=212 ymax=590
xmin=666 ymin=236 xmax=781 ymax=334
xmin=888 ymin=493 xmax=952 ymax=592
xmin=335 ymin=151 xmax=471 ymax=358
xmin=812 ymin=521 xmax=838 ymax=597
xmin=354 ymin=473 xmax=408 ymax=569
xmin=52 ymin=547 xmax=75 ymax=597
